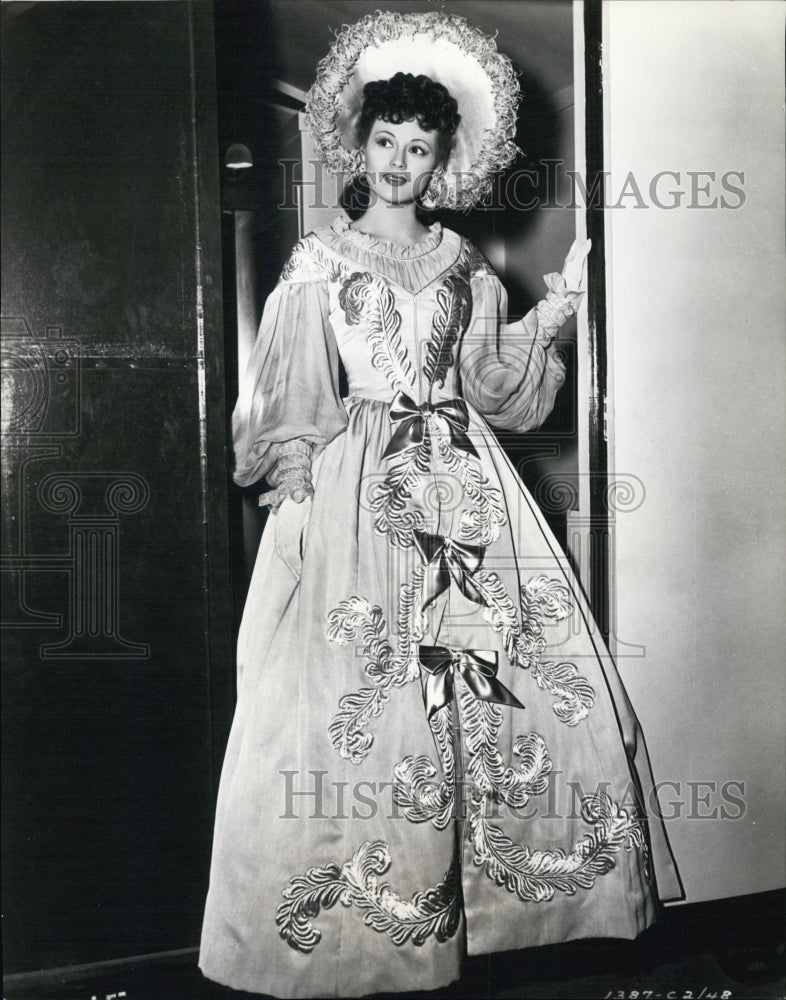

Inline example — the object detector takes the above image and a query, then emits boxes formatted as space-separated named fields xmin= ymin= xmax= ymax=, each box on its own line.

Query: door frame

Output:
xmin=572 ymin=0 xmax=612 ymax=644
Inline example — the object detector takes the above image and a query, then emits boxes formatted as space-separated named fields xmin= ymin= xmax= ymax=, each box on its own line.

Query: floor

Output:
xmin=4 ymin=891 xmax=784 ymax=1000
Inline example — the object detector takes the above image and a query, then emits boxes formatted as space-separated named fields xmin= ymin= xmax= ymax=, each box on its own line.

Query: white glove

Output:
xmin=536 ymin=238 xmax=592 ymax=338
xmin=561 ymin=237 xmax=592 ymax=294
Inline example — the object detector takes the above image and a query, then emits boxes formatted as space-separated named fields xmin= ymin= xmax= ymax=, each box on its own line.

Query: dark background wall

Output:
xmin=1 ymin=0 xmax=232 ymax=983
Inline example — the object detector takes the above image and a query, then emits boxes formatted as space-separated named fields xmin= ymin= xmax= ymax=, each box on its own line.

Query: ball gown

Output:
xmin=199 ymin=216 xmax=680 ymax=998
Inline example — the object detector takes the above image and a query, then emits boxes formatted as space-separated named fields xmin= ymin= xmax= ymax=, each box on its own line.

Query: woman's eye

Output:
xmin=410 ymin=146 xmax=428 ymax=156
xmin=375 ymin=137 xmax=392 ymax=148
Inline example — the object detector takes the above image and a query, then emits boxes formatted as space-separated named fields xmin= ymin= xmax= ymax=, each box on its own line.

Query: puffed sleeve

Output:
xmin=231 ymin=254 xmax=347 ymax=488
xmin=458 ymin=271 xmax=569 ymax=433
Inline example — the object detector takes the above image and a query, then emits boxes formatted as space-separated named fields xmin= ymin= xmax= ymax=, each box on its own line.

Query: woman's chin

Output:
xmin=375 ymin=189 xmax=416 ymax=208
xmin=366 ymin=175 xmax=433 ymax=208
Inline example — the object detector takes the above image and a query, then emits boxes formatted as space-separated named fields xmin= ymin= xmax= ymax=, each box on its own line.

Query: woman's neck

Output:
xmin=349 ymin=201 xmax=430 ymax=247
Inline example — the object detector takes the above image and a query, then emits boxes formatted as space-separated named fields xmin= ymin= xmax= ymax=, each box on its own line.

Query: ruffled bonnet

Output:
xmin=304 ymin=10 xmax=521 ymax=211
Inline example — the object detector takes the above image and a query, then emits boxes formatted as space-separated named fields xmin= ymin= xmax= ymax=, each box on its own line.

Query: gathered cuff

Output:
xmin=259 ymin=439 xmax=315 ymax=510
xmin=535 ymin=271 xmax=585 ymax=342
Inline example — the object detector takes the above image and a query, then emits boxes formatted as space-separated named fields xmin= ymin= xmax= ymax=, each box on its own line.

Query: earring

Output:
xmin=348 ymin=148 xmax=367 ymax=186
xmin=420 ymin=164 xmax=446 ymax=210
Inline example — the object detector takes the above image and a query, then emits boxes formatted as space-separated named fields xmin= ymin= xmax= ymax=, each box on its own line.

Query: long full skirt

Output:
xmin=199 ymin=397 xmax=680 ymax=998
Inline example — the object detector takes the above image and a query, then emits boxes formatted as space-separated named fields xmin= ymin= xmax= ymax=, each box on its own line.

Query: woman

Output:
xmin=200 ymin=12 xmax=680 ymax=998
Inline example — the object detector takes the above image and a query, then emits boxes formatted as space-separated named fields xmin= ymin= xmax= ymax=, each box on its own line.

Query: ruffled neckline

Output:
xmin=313 ymin=216 xmax=462 ymax=296
xmin=330 ymin=216 xmax=443 ymax=259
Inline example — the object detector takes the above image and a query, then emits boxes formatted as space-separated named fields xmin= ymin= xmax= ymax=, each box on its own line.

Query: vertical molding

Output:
xmin=187 ymin=0 xmax=234 ymax=791
xmin=583 ymin=0 xmax=610 ymax=642
xmin=571 ymin=1 xmax=590 ymax=580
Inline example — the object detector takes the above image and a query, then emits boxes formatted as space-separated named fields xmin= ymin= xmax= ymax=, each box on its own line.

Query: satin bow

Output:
xmin=381 ymin=391 xmax=478 ymax=461
xmin=418 ymin=645 xmax=525 ymax=720
xmin=413 ymin=530 xmax=486 ymax=610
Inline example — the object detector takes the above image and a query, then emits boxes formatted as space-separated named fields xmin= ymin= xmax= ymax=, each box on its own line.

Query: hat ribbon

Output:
xmin=418 ymin=645 xmax=524 ymax=720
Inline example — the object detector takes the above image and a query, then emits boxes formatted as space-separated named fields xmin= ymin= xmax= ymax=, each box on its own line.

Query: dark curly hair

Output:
xmin=343 ymin=73 xmax=460 ymax=220
xmin=357 ymin=72 xmax=461 ymax=159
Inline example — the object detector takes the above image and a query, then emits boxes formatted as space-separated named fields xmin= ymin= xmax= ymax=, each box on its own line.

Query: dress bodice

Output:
xmin=281 ymin=217 xmax=491 ymax=406
xmin=231 ymin=216 xmax=569 ymax=487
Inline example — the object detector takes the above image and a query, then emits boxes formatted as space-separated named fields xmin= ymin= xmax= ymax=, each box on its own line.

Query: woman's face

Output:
xmin=362 ymin=118 xmax=439 ymax=206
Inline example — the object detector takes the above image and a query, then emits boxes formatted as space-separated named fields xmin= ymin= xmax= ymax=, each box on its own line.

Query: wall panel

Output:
xmin=604 ymin=0 xmax=786 ymax=902
xmin=1 ymin=1 xmax=231 ymax=977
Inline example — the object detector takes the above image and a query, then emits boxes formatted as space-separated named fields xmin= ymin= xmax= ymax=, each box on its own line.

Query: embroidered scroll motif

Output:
xmin=391 ymin=669 xmax=647 ymax=899
xmin=467 ymin=790 xmax=646 ymax=903
xmin=279 ymin=236 xmax=351 ymax=284
xmin=457 ymin=684 xmax=551 ymax=809
xmin=520 ymin=574 xmax=574 ymax=622
xmin=328 ymin=568 xmax=592 ymax=771
xmin=421 ymin=237 xmax=493 ymax=389
xmin=458 ymin=673 xmax=644 ymax=899
xmin=452 ymin=676 xmax=646 ymax=900
xmin=324 ymin=573 xmax=646 ymax=915
xmin=436 ymin=435 xmax=505 ymax=545
xmin=391 ymin=669 xmax=646 ymax=900
xmin=394 ymin=703 xmax=550 ymax=831
xmin=475 ymin=570 xmax=595 ymax=726
xmin=371 ymin=413 xmax=506 ymax=549
xmin=465 ymin=242 xmax=495 ymax=279
xmin=367 ymin=238 xmax=510 ymax=550
xmin=276 ymin=840 xmax=460 ymax=953
xmin=326 ymin=570 xmax=425 ymax=763
xmin=370 ymin=435 xmax=432 ymax=548
xmin=393 ymin=703 xmax=456 ymax=830
xmin=339 ymin=272 xmax=415 ymax=393
xmin=422 ymin=273 xmax=472 ymax=390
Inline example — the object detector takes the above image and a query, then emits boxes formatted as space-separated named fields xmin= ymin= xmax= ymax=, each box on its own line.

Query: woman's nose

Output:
xmin=390 ymin=148 xmax=405 ymax=168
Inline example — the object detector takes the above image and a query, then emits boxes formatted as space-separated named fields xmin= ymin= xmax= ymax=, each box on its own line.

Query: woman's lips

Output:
xmin=382 ymin=173 xmax=407 ymax=187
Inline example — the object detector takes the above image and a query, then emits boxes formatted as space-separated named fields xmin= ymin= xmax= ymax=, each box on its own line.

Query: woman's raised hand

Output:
xmin=560 ymin=238 xmax=592 ymax=294
xmin=535 ymin=238 xmax=592 ymax=338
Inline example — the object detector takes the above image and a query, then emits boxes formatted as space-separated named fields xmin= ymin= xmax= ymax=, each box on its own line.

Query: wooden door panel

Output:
xmin=1 ymin=1 xmax=231 ymax=977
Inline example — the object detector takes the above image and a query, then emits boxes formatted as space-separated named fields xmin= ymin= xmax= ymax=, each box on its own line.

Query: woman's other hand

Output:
xmin=273 ymin=495 xmax=312 ymax=581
